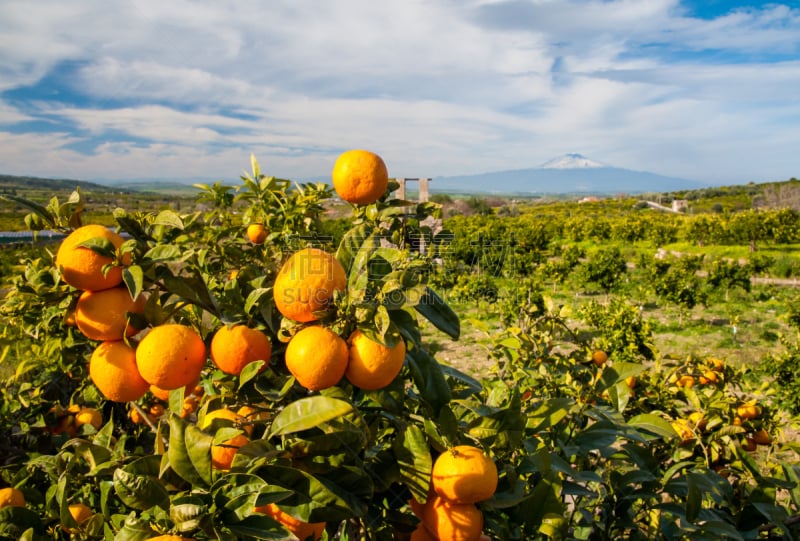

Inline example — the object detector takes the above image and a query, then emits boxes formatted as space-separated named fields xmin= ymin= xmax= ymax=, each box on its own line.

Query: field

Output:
xmin=1 ymin=163 xmax=799 ymax=540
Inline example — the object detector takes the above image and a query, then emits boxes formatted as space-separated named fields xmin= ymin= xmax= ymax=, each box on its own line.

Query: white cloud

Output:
xmin=0 ymin=0 xmax=798 ymax=184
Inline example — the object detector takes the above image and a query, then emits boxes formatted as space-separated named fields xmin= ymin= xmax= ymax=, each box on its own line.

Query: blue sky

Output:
xmin=0 ymin=0 xmax=798 ymax=185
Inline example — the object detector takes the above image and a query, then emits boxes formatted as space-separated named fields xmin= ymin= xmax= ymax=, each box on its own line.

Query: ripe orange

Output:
xmin=410 ymin=522 xmax=437 ymax=541
xmin=63 ymin=502 xmax=93 ymax=533
xmin=0 ymin=487 xmax=25 ymax=508
xmin=331 ymin=149 xmax=389 ymax=205
xmin=752 ymin=429 xmax=772 ymax=445
xmin=688 ymin=412 xmax=707 ymax=432
xmin=210 ymin=324 xmax=272 ymax=376
xmin=345 ymin=330 xmax=406 ymax=390
xmin=201 ymin=408 xmax=250 ymax=470
xmin=149 ymin=379 xmax=200 ymax=402
xmin=75 ymin=407 xmax=103 ymax=430
xmin=671 ymin=419 xmax=695 ymax=443
xmin=591 ymin=350 xmax=608 ymax=367
xmin=147 ymin=536 xmax=195 ymax=541
xmin=254 ymin=502 xmax=326 ymax=541
xmin=736 ymin=403 xmax=761 ymax=420
xmin=136 ymin=324 xmax=206 ymax=390
xmin=55 ymin=224 xmax=128 ymax=291
xmin=90 ymin=341 xmax=150 ymax=403
xmin=432 ymin=445 xmax=498 ymax=504
xmin=285 ymin=326 xmax=349 ymax=391
xmin=624 ymin=376 xmax=636 ymax=389
xmin=676 ymin=375 xmax=696 ymax=388
xmin=273 ymin=248 xmax=346 ymax=323
xmin=75 ymin=287 xmax=145 ymax=341
xmin=246 ymin=223 xmax=268 ymax=244
xmin=421 ymin=495 xmax=483 ymax=541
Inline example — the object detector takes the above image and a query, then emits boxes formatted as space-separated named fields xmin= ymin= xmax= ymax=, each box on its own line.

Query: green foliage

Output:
xmin=0 ymin=158 xmax=798 ymax=541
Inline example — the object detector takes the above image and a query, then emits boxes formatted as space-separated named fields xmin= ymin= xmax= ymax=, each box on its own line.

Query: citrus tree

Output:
xmin=0 ymin=151 xmax=798 ymax=541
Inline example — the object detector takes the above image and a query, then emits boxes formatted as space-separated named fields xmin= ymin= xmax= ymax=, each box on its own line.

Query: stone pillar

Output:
xmin=396 ymin=178 xmax=406 ymax=200
xmin=419 ymin=178 xmax=430 ymax=203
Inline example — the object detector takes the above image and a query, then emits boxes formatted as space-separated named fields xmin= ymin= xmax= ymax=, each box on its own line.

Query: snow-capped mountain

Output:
xmin=540 ymin=153 xmax=605 ymax=169
xmin=433 ymin=154 xmax=706 ymax=195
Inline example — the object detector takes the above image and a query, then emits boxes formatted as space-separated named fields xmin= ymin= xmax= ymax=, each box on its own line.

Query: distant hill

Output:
xmin=432 ymin=154 xmax=707 ymax=195
xmin=0 ymin=174 xmax=124 ymax=193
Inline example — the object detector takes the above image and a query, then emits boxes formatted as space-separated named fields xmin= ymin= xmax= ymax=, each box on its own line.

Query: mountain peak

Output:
xmin=540 ymin=153 xmax=605 ymax=169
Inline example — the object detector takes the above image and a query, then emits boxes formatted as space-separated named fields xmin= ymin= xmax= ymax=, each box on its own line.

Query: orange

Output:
xmin=688 ymin=412 xmax=707 ymax=432
xmin=210 ymin=324 xmax=272 ymax=376
xmin=752 ymin=429 xmax=772 ymax=445
xmin=624 ymin=376 xmax=636 ymax=389
xmin=345 ymin=330 xmax=406 ymax=390
xmin=432 ymin=445 xmax=498 ymax=504
xmin=55 ymin=224 xmax=128 ymax=291
xmin=285 ymin=326 xmax=349 ymax=391
xmin=254 ymin=502 xmax=325 ymax=541
xmin=410 ymin=522 xmax=437 ymax=541
xmin=136 ymin=324 xmax=206 ymax=390
xmin=736 ymin=403 xmax=761 ymax=420
xmin=75 ymin=407 xmax=103 ymax=430
xmin=63 ymin=502 xmax=93 ymax=533
xmin=147 ymin=536 xmax=195 ymax=541
xmin=246 ymin=224 xmax=268 ymax=244
xmin=273 ymin=248 xmax=346 ymax=323
xmin=331 ymin=149 xmax=389 ymax=205
xmin=676 ymin=375 xmax=695 ymax=388
xmin=90 ymin=341 xmax=150 ymax=403
xmin=421 ymin=495 xmax=483 ymax=541
xmin=149 ymin=379 xmax=199 ymax=402
xmin=75 ymin=287 xmax=146 ymax=341
xmin=671 ymin=419 xmax=695 ymax=443
xmin=591 ymin=350 xmax=608 ymax=367
xmin=201 ymin=408 xmax=250 ymax=470
xmin=181 ymin=396 xmax=199 ymax=419
xmin=0 ymin=487 xmax=25 ymax=508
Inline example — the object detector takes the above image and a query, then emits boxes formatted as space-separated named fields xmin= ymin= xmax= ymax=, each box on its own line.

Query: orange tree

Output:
xmin=0 ymin=153 xmax=798 ymax=541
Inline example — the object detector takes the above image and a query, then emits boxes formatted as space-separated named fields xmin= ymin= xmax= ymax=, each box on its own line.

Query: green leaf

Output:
xmin=244 ymin=288 xmax=272 ymax=315
xmin=628 ymin=414 xmax=676 ymax=439
xmin=414 ymin=287 xmax=460 ymax=340
xmin=268 ymin=396 xmax=354 ymax=437
xmin=77 ymin=237 xmax=117 ymax=258
xmin=122 ymin=265 xmax=145 ymax=300
xmin=336 ymin=223 xmax=375 ymax=274
xmin=239 ymin=361 xmax=266 ymax=389
xmin=393 ymin=424 xmax=432 ymax=503
xmin=112 ymin=512 xmax=158 ymax=541
xmin=185 ymin=424 xmax=214 ymax=485
xmin=0 ymin=194 xmax=56 ymax=228
xmin=153 ymin=210 xmax=184 ymax=229
xmin=226 ymin=515 xmax=289 ymax=540
xmin=406 ymin=346 xmax=451 ymax=417
xmin=526 ymin=398 xmax=573 ymax=433
xmin=144 ymin=244 xmax=182 ymax=261
xmin=113 ymin=465 xmax=169 ymax=510
xmin=167 ymin=414 xmax=209 ymax=487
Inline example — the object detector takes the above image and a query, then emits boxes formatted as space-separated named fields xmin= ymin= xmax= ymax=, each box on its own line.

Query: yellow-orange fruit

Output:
xmin=246 ymin=224 xmax=268 ymax=244
xmin=345 ymin=330 xmax=406 ymax=390
xmin=201 ymin=408 xmax=249 ymax=470
xmin=331 ymin=149 xmax=389 ymax=205
xmin=410 ymin=522 xmax=438 ymax=541
xmin=63 ymin=502 xmax=93 ymax=533
xmin=149 ymin=378 xmax=199 ymax=402
xmin=56 ymin=224 xmax=127 ymax=291
xmin=753 ymin=429 xmax=772 ymax=445
xmin=273 ymin=248 xmax=346 ymax=323
xmin=75 ymin=287 xmax=145 ymax=341
xmin=432 ymin=445 xmax=498 ymax=504
xmin=736 ymin=403 xmax=761 ymax=420
xmin=676 ymin=375 xmax=696 ymax=388
xmin=421 ymin=495 xmax=483 ymax=541
xmin=591 ymin=350 xmax=608 ymax=367
xmin=90 ymin=341 xmax=150 ymax=403
xmin=75 ymin=407 xmax=103 ymax=430
xmin=688 ymin=412 xmax=707 ymax=432
xmin=672 ymin=419 xmax=695 ymax=443
xmin=210 ymin=324 xmax=272 ymax=376
xmin=147 ymin=536 xmax=196 ymax=541
xmin=0 ymin=487 xmax=25 ymax=508
xmin=136 ymin=324 xmax=206 ymax=390
xmin=254 ymin=503 xmax=326 ymax=541
xmin=285 ymin=326 xmax=349 ymax=391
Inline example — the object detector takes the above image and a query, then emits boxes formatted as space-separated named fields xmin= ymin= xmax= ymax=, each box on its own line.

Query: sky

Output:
xmin=0 ymin=0 xmax=798 ymax=186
